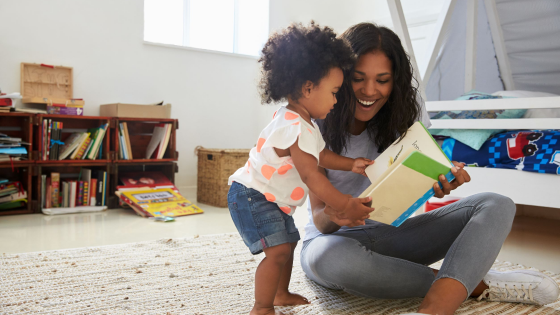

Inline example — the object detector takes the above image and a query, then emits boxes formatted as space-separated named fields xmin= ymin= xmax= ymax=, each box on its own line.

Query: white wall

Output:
xmin=0 ymin=0 xmax=445 ymax=188
xmin=0 ymin=0 xmax=264 ymax=188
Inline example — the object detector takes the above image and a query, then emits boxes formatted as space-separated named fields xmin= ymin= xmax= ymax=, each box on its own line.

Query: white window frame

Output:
xmin=144 ymin=0 xmax=265 ymax=60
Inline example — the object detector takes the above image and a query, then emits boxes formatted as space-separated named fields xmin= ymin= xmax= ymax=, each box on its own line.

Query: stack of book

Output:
xmin=117 ymin=122 xmax=133 ymax=159
xmin=145 ymin=123 xmax=172 ymax=159
xmin=41 ymin=168 xmax=108 ymax=214
xmin=39 ymin=120 xmax=108 ymax=161
xmin=0 ymin=92 xmax=22 ymax=113
xmin=115 ymin=171 xmax=203 ymax=217
xmin=0 ymin=180 xmax=27 ymax=211
xmin=0 ymin=133 xmax=29 ymax=162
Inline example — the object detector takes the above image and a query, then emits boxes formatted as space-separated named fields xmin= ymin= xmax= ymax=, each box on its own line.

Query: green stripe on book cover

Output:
xmin=401 ymin=151 xmax=452 ymax=181
xmin=391 ymin=171 xmax=455 ymax=227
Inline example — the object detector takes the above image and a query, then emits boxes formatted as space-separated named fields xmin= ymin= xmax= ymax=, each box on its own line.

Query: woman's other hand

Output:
xmin=352 ymin=158 xmax=374 ymax=177
xmin=433 ymin=161 xmax=471 ymax=198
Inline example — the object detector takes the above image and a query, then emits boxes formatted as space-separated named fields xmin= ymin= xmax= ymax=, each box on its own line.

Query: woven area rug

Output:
xmin=1 ymin=233 xmax=559 ymax=314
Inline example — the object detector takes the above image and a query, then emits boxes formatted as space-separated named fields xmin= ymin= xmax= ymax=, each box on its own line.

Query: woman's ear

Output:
xmin=301 ymin=80 xmax=314 ymax=99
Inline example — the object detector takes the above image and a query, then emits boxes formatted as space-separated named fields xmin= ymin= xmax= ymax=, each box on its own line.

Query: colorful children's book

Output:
xmin=59 ymin=132 xmax=85 ymax=160
xmin=359 ymin=121 xmax=455 ymax=227
xmin=119 ymin=188 xmax=203 ymax=217
xmin=51 ymin=173 xmax=60 ymax=208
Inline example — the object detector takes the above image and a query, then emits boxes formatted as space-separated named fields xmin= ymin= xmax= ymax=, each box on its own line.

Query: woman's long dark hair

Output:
xmin=320 ymin=23 xmax=422 ymax=154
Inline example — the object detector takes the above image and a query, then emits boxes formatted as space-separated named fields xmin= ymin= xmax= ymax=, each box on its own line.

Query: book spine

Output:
xmin=47 ymin=119 xmax=52 ymax=160
xmin=102 ymin=171 xmax=107 ymax=206
xmin=46 ymin=178 xmax=52 ymax=209
xmin=41 ymin=174 xmax=46 ymax=209
xmin=70 ymin=181 xmax=77 ymax=208
xmin=74 ymin=138 xmax=91 ymax=160
xmin=82 ymin=182 xmax=89 ymax=206
xmin=51 ymin=173 xmax=60 ymax=208
xmin=77 ymin=181 xmax=84 ymax=206
xmin=98 ymin=138 xmax=103 ymax=160
xmin=123 ymin=122 xmax=133 ymax=160
xmin=90 ymin=179 xmax=97 ymax=206
xmin=81 ymin=139 xmax=94 ymax=160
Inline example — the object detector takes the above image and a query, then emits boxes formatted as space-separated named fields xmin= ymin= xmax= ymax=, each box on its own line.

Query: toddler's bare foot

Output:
xmin=250 ymin=306 xmax=284 ymax=315
xmin=274 ymin=292 xmax=310 ymax=306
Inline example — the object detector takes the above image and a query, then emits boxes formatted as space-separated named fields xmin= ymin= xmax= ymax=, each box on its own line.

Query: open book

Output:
xmin=359 ymin=121 xmax=455 ymax=227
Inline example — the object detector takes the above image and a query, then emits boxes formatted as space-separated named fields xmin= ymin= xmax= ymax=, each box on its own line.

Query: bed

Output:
xmin=386 ymin=0 xmax=560 ymax=209
xmin=425 ymin=97 xmax=560 ymax=209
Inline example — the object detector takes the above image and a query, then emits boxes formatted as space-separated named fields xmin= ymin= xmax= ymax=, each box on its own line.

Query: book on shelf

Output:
xmin=146 ymin=124 xmax=172 ymax=159
xmin=37 ymin=121 xmax=107 ymax=161
xmin=86 ymin=124 xmax=108 ymax=160
xmin=40 ymin=168 xmax=108 ymax=212
xmin=0 ymin=181 xmax=27 ymax=211
xmin=123 ymin=122 xmax=133 ymax=159
xmin=118 ymin=122 xmax=133 ymax=159
xmin=0 ymin=199 xmax=27 ymax=211
xmin=118 ymin=188 xmax=203 ymax=218
xmin=90 ymin=178 xmax=97 ymax=206
xmin=73 ymin=137 xmax=91 ymax=160
xmin=0 ymin=133 xmax=28 ymax=160
xmin=51 ymin=172 xmax=60 ymax=208
xmin=0 ymin=190 xmax=27 ymax=203
xmin=358 ymin=121 xmax=455 ymax=227
xmin=59 ymin=132 xmax=86 ymax=160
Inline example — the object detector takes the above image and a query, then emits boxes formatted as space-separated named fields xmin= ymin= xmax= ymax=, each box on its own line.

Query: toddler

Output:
xmin=228 ymin=22 xmax=374 ymax=315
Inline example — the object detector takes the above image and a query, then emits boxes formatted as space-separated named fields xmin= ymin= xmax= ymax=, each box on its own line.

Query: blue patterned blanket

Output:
xmin=442 ymin=130 xmax=560 ymax=175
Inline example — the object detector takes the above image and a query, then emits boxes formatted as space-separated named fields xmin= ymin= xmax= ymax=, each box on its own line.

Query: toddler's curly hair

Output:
xmin=258 ymin=21 xmax=355 ymax=104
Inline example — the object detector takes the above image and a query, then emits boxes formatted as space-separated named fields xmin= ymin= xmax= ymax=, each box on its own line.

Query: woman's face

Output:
xmin=351 ymin=50 xmax=393 ymax=123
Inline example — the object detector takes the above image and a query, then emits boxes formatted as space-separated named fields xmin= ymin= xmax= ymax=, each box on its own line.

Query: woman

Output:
xmin=301 ymin=23 xmax=559 ymax=315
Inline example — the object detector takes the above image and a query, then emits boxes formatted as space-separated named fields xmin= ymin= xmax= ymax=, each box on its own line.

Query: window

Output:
xmin=144 ymin=0 xmax=269 ymax=57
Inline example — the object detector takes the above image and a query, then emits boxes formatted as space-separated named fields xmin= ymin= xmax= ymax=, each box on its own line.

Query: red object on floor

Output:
xmin=425 ymin=198 xmax=461 ymax=212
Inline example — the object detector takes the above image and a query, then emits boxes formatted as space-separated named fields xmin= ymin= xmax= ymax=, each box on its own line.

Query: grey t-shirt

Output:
xmin=303 ymin=105 xmax=432 ymax=241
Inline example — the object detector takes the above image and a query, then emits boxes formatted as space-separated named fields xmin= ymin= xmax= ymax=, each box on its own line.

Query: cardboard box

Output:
xmin=100 ymin=103 xmax=171 ymax=119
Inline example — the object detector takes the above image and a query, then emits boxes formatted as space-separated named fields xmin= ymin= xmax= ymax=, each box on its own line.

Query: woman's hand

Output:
xmin=351 ymin=158 xmax=374 ymax=177
xmin=433 ymin=161 xmax=471 ymax=198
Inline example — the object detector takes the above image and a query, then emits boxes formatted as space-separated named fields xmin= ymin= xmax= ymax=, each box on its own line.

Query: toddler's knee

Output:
xmin=265 ymin=243 xmax=292 ymax=265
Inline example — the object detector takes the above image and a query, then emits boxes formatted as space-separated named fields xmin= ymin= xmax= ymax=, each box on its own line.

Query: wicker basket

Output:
xmin=196 ymin=147 xmax=251 ymax=207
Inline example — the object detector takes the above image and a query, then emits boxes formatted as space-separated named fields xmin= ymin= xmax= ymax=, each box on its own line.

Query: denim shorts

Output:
xmin=228 ymin=182 xmax=300 ymax=255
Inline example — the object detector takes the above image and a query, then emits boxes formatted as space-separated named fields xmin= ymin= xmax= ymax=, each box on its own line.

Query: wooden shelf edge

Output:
xmin=114 ymin=159 xmax=178 ymax=163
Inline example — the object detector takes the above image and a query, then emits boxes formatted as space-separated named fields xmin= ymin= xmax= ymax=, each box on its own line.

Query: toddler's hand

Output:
xmin=341 ymin=196 xmax=374 ymax=221
xmin=352 ymin=158 xmax=374 ymax=177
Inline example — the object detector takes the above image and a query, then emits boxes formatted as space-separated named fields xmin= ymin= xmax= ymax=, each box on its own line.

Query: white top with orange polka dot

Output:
xmin=228 ymin=106 xmax=326 ymax=215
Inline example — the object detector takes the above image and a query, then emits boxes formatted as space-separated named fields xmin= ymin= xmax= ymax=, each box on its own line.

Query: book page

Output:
xmin=365 ymin=121 xmax=452 ymax=182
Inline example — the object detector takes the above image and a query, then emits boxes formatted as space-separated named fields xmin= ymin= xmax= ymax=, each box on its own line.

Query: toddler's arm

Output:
xmin=319 ymin=148 xmax=374 ymax=176
xmin=289 ymin=140 xmax=373 ymax=220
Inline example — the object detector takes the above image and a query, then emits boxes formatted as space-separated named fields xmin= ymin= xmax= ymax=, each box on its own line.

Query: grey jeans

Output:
xmin=300 ymin=192 xmax=516 ymax=299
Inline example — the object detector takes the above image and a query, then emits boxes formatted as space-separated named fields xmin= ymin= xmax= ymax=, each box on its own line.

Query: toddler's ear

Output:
xmin=301 ymin=80 xmax=314 ymax=98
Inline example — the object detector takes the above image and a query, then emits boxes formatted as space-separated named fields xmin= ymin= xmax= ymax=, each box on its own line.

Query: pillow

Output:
xmin=492 ymin=90 xmax=560 ymax=118
xmin=430 ymin=90 xmax=526 ymax=150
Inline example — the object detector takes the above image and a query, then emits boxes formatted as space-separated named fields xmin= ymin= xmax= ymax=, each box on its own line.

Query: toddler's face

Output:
xmin=306 ymin=67 xmax=344 ymax=119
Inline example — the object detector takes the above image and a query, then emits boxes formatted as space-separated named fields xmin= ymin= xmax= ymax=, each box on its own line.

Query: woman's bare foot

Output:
xmin=273 ymin=291 xmax=310 ymax=306
xmin=250 ymin=306 xmax=284 ymax=315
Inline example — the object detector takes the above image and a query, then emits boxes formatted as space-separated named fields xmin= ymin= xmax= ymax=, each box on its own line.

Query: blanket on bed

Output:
xmin=442 ymin=130 xmax=560 ymax=175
